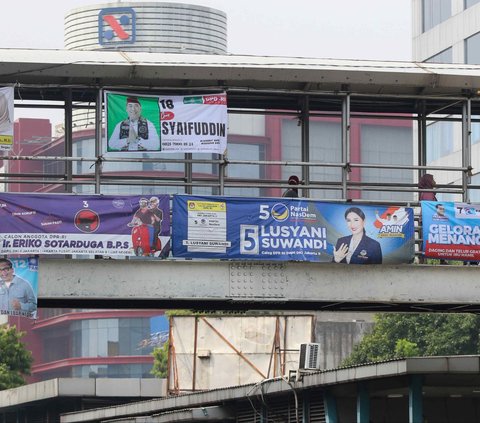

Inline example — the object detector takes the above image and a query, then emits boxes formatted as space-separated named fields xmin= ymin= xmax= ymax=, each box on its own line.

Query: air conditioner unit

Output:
xmin=299 ymin=343 xmax=321 ymax=370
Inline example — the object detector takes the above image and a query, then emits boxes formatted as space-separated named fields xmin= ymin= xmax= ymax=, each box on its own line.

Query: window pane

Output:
xmin=465 ymin=0 xmax=480 ymax=9
xmin=423 ymin=0 xmax=451 ymax=32
xmin=465 ymin=32 xmax=480 ymax=64
xmin=359 ymin=123 xmax=414 ymax=202
xmin=426 ymin=121 xmax=454 ymax=162
xmin=425 ymin=47 xmax=453 ymax=63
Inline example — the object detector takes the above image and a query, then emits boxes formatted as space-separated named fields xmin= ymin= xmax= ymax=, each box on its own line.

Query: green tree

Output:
xmin=342 ymin=313 xmax=480 ymax=366
xmin=394 ymin=339 xmax=419 ymax=358
xmin=0 ymin=325 xmax=33 ymax=390
xmin=151 ymin=341 xmax=169 ymax=378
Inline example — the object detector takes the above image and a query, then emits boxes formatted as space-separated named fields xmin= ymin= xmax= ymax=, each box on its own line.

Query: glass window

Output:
xmin=471 ymin=119 xmax=480 ymax=144
xmin=308 ymin=119 xmax=342 ymax=200
xmin=281 ymin=117 xmax=302 ymax=182
xmin=71 ymin=363 xmax=153 ymax=378
xmin=359 ymin=123 xmax=414 ymax=202
xmin=465 ymin=0 xmax=480 ymax=9
xmin=224 ymin=143 xmax=264 ymax=197
xmin=423 ymin=0 xmax=451 ymax=32
xmin=425 ymin=47 xmax=453 ymax=63
xmin=68 ymin=317 xmax=153 ymax=358
xmin=426 ymin=121 xmax=454 ymax=162
xmin=465 ymin=32 xmax=480 ymax=64
xmin=469 ymin=173 xmax=480 ymax=202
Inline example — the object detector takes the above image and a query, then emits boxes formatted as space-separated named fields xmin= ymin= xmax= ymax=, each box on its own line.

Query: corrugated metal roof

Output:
xmin=1 ymin=49 xmax=480 ymax=110
xmin=60 ymin=355 xmax=480 ymax=423
xmin=0 ymin=49 xmax=480 ymax=114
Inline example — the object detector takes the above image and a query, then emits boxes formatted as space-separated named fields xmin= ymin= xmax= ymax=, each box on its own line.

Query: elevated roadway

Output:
xmin=38 ymin=259 xmax=480 ymax=312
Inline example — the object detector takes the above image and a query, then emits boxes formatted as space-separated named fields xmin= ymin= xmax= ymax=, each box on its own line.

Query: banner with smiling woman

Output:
xmin=172 ymin=195 xmax=415 ymax=264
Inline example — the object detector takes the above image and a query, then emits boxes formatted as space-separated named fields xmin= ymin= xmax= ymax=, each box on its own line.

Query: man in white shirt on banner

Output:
xmin=108 ymin=97 xmax=160 ymax=151
xmin=0 ymin=258 xmax=36 ymax=317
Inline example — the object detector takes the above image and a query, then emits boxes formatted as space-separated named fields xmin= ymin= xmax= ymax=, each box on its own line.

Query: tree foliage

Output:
xmin=0 ymin=325 xmax=33 ymax=390
xmin=151 ymin=341 xmax=169 ymax=378
xmin=342 ymin=313 xmax=480 ymax=366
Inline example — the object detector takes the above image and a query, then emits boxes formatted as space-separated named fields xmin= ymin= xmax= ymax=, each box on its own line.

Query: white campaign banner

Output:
xmin=0 ymin=87 xmax=14 ymax=152
xmin=158 ymin=93 xmax=227 ymax=154
xmin=105 ymin=91 xmax=227 ymax=154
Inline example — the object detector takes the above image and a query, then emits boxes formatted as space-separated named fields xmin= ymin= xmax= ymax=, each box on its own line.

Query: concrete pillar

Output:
xmin=324 ymin=390 xmax=338 ymax=423
xmin=357 ymin=382 xmax=369 ymax=423
xmin=409 ymin=374 xmax=423 ymax=423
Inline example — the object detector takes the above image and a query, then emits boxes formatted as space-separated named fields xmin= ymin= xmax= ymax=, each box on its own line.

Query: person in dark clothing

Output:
xmin=283 ymin=175 xmax=300 ymax=198
xmin=418 ymin=174 xmax=449 ymax=264
xmin=418 ymin=173 xmax=437 ymax=201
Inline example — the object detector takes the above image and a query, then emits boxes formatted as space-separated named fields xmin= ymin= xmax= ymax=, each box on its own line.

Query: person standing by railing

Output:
xmin=282 ymin=175 xmax=300 ymax=198
xmin=418 ymin=173 xmax=437 ymax=201
xmin=418 ymin=174 xmax=448 ymax=264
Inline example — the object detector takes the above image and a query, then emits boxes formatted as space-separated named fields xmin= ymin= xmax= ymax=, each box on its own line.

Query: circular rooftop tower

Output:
xmin=65 ymin=2 xmax=227 ymax=54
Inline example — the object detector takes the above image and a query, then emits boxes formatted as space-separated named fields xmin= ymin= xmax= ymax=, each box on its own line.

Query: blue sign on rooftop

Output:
xmin=98 ymin=7 xmax=136 ymax=46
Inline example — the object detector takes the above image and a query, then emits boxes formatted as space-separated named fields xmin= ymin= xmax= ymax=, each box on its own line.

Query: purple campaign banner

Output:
xmin=172 ymin=195 xmax=415 ymax=264
xmin=0 ymin=194 xmax=170 ymax=257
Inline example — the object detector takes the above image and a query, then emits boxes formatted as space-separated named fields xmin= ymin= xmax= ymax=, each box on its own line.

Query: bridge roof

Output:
xmin=1 ymin=48 xmax=480 ymax=114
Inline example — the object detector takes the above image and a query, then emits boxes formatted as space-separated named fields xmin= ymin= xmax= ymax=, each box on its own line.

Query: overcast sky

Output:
xmin=1 ymin=0 xmax=412 ymax=61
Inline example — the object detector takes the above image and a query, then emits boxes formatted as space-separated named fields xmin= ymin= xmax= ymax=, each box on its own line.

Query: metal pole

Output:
xmin=185 ymin=153 xmax=192 ymax=194
xmin=95 ymin=90 xmax=103 ymax=194
xmin=341 ymin=94 xmax=350 ymax=200
xmin=462 ymin=99 xmax=471 ymax=202
xmin=192 ymin=316 xmax=198 ymax=391
xmin=301 ymin=95 xmax=310 ymax=198
xmin=64 ymin=88 xmax=73 ymax=193
xmin=418 ymin=100 xmax=427 ymax=185
xmin=219 ymin=153 xmax=225 ymax=195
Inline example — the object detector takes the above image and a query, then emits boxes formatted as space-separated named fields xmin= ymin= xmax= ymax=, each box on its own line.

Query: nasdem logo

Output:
xmin=270 ymin=203 xmax=289 ymax=222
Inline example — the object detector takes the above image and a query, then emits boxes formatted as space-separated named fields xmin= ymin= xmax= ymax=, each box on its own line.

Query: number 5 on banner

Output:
xmin=240 ymin=225 xmax=259 ymax=255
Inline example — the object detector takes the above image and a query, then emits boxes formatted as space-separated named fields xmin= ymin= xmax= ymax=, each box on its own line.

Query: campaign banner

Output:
xmin=105 ymin=91 xmax=227 ymax=154
xmin=172 ymin=195 xmax=415 ymax=264
xmin=0 ymin=194 xmax=171 ymax=258
xmin=0 ymin=257 xmax=38 ymax=319
xmin=0 ymin=87 xmax=14 ymax=152
xmin=421 ymin=201 xmax=480 ymax=260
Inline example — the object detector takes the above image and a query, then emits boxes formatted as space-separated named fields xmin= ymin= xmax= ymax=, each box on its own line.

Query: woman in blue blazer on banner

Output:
xmin=333 ymin=207 xmax=382 ymax=264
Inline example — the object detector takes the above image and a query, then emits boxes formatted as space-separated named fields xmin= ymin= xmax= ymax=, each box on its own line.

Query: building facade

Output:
xmin=412 ymin=0 xmax=480 ymax=200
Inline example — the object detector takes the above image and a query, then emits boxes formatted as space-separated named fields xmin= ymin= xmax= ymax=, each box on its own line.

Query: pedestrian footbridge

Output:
xmin=39 ymin=259 xmax=480 ymax=312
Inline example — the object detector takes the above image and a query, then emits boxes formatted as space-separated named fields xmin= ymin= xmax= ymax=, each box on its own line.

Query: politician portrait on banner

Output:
xmin=105 ymin=91 xmax=227 ymax=154
xmin=0 ymin=87 xmax=14 ymax=152
xmin=172 ymin=195 xmax=415 ymax=264
xmin=0 ymin=257 xmax=38 ymax=319
xmin=105 ymin=92 xmax=161 ymax=152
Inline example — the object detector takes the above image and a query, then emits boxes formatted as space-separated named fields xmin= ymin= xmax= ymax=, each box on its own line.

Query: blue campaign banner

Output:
xmin=421 ymin=201 xmax=480 ymax=260
xmin=172 ymin=195 xmax=415 ymax=264
xmin=0 ymin=256 xmax=38 ymax=319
